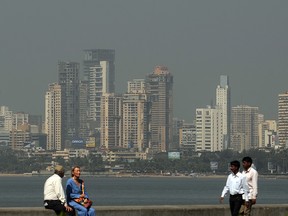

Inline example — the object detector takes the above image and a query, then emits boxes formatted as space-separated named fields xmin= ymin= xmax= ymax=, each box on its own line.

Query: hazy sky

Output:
xmin=1 ymin=0 xmax=288 ymax=122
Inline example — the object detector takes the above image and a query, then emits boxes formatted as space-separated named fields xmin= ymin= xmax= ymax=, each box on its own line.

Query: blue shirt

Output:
xmin=66 ymin=178 xmax=89 ymax=202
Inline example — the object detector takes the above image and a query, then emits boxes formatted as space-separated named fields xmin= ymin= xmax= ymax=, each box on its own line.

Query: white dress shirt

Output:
xmin=242 ymin=167 xmax=258 ymax=200
xmin=44 ymin=174 xmax=67 ymax=205
xmin=221 ymin=171 xmax=249 ymax=201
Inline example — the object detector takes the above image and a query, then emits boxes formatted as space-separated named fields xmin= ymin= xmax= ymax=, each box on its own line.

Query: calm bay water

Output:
xmin=1 ymin=175 xmax=288 ymax=207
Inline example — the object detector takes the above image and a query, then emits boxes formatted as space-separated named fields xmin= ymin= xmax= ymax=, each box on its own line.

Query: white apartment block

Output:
xmin=45 ymin=83 xmax=62 ymax=150
xmin=100 ymin=93 xmax=122 ymax=149
xmin=127 ymin=79 xmax=146 ymax=94
xmin=216 ymin=75 xmax=231 ymax=149
xmin=278 ymin=92 xmax=288 ymax=147
xmin=88 ymin=61 xmax=109 ymax=130
xmin=196 ymin=106 xmax=223 ymax=152
xmin=122 ymin=93 xmax=149 ymax=152
xmin=258 ymin=120 xmax=277 ymax=148
xmin=0 ymin=106 xmax=13 ymax=131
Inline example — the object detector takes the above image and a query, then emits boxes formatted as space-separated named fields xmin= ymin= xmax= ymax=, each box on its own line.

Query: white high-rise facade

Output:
xmin=100 ymin=93 xmax=122 ymax=149
xmin=196 ymin=106 xmax=223 ymax=152
xmin=278 ymin=92 xmax=288 ymax=147
xmin=84 ymin=49 xmax=115 ymax=135
xmin=45 ymin=83 xmax=62 ymax=150
xmin=216 ymin=75 xmax=231 ymax=149
xmin=0 ymin=106 xmax=13 ymax=131
xmin=122 ymin=79 xmax=150 ymax=152
xmin=88 ymin=61 xmax=110 ymax=130
xmin=258 ymin=120 xmax=277 ymax=148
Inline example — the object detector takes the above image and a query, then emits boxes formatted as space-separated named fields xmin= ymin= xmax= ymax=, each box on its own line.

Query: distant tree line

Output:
xmin=0 ymin=147 xmax=288 ymax=175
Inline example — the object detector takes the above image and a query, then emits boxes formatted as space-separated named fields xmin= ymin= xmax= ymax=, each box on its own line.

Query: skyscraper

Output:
xmin=122 ymin=79 xmax=150 ymax=152
xmin=45 ymin=83 xmax=62 ymax=150
xmin=83 ymin=49 xmax=115 ymax=134
xmin=231 ymin=105 xmax=259 ymax=152
xmin=83 ymin=49 xmax=115 ymax=88
xmin=216 ymin=75 xmax=231 ymax=149
xmin=79 ymin=80 xmax=89 ymax=141
xmin=87 ymin=61 xmax=111 ymax=130
xmin=145 ymin=66 xmax=173 ymax=152
xmin=278 ymin=92 xmax=288 ymax=147
xmin=58 ymin=61 xmax=80 ymax=147
xmin=196 ymin=106 xmax=223 ymax=152
xmin=100 ymin=93 xmax=122 ymax=149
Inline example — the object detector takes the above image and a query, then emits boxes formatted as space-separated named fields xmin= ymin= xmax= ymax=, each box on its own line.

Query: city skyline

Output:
xmin=1 ymin=1 xmax=288 ymax=122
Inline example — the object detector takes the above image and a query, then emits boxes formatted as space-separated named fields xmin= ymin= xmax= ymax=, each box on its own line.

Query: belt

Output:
xmin=230 ymin=194 xmax=243 ymax=197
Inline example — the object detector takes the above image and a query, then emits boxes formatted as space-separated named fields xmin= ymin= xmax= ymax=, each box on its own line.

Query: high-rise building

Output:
xmin=45 ymin=83 xmax=62 ymax=150
xmin=195 ymin=106 xmax=223 ymax=152
xmin=258 ymin=120 xmax=277 ymax=148
xmin=278 ymin=92 xmax=288 ymax=147
xmin=79 ymin=80 xmax=89 ymax=141
xmin=173 ymin=118 xmax=184 ymax=149
xmin=87 ymin=61 xmax=111 ymax=131
xmin=128 ymin=79 xmax=146 ymax=94
xmin=145 ymin=66 xmax=173 ymax=152
xmin=83 ymin=49 xmax=115 ymax=90
xmin=179 ymin=122 xmax=196 ymax=152
xmin=100 ymin=93 xmax=122 ymax=149
xmin=216 ymin=75 xmax=231 ymax=149
xmin=58 ymin=61 xmax=80 ymax=147
xmin=231 ymin=105 xmax=259 ymax=152
xmin=122 ymin=79 xmax=150 ymax=152
xmin=83 ymin=49 xmax=115 ymax=138
xmin=0 ymin=106 xmax=13 ymax=131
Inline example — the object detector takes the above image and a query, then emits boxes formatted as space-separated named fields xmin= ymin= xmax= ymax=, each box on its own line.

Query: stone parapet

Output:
xmin=0 ymin=204 xmax=288 ymax=216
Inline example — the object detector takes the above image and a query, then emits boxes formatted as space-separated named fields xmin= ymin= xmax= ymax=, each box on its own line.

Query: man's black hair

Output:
xmin=230 ymin=160 xmax=240 ymax=169
xmin=242 ymin=156 xmax=253 ymax=164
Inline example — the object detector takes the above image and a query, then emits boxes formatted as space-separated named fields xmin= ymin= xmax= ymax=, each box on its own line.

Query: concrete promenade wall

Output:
xmin=1 ymin=204 xmax=288 ymax=216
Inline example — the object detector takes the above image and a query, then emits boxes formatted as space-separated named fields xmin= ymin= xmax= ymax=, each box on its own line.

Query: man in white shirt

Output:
xmin=220 ymin=160 xmax=249 ymax=216
xmin=44 ymin=165 xmax=73 ymax=216
xmin=240 ymin=156 xmax=258 ymax=216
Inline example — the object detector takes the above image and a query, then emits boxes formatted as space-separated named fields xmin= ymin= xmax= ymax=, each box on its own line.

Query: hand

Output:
xmin=251 ymin=199 xmax=256 ymax=205
xmin=80 ymin=193 xmax=85 ymax=198
xmin=245 ymin=201 xmax=251 ymax=208
xmin=65 ymin=206 xmax=73 ymax=212
xmin=219 ymin=197 xmax=224 ymax=204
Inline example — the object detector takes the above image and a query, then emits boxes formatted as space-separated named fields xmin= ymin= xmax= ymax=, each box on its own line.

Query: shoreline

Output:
xmin=0 ymin=173 xmax=287 ymax=179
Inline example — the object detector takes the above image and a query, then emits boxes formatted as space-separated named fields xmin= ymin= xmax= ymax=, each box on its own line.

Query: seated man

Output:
xmin=44 ymin=165 xmax=74 ymax=216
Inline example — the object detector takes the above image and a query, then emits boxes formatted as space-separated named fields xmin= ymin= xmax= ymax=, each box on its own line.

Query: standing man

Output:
xmin=44 ymin=165 xmax=73 ymax=216
xmin=240 ymin=156 xmax=258 ymax=216
xmin=220 ymin=160 xmax=249 ymax=216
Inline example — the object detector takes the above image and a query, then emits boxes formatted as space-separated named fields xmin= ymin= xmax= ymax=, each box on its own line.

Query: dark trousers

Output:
xmin=229 ymin=194 xmax=243 ymax=216
xmin=44 ymin=200 xmax=66 ymax=214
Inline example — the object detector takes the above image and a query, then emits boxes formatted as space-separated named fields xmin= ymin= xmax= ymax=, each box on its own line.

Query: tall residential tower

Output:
xmin=83 ymin=49 xmax=115 ymax=134
xmin=216 ymin=75 xmax=231 ymax=149
xmin=145 ymin=66 xmax=173 ymax=152
xmin=278 ymin=92 xmax=288 ymax=147
xmin=45 ymin=83 xmax=62 ymax=150
xmin=58 ymin=61 xmax=80 ymax=147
